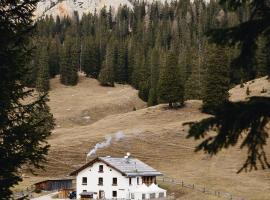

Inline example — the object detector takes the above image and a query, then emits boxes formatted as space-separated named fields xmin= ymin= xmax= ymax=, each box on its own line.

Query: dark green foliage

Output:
xmin=246 ymin=86 xmax=251 ymax=96
xmin=98 ymin=43 xmax=115 ymax=87
xmin=261 ymin=87 xmax=267 ymax=93
xmin=202 ymin=44 xmax=230 ymax=114
xmin=0 ymin=1 xmax=54 ymax=198
xmin=115 ymin=40 xmax=129 ymax=83
xmin=36 ymin=45 xmax=50 ymax=92
xmin=148 ymin=48 xmax=161 ymax=106
xmin=48 ymin=38 xmax=60 ymax=78
xmin=207 ymin=0 xmax=270 ymax=79
xmin=189 ymin=0 xmax=270 ymax=172
xmin=81 ymin=37 xmax=99 ymax=78
xmin=23 ymin=58 xmax=38 ymax=88
xmin=30 ymin=0 xmax=268 ymax=104
xmin=240 ymin=80 xmax=244 ymax=88
xmin=60 ymin=37 xmax=79 ymax=86
xmin=187 ymin=97 xmax=270 ymax=173
xmin=184 ymin=47 xmax=206 ymax=100
xmin=255 ymin=36 xmax=269 ymax=77
xmin=158 ymin=51 xmax=184 ymax=108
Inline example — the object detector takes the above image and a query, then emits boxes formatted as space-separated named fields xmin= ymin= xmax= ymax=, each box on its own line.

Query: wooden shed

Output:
xmin=34 ymin=178 xmax=74 ymax=191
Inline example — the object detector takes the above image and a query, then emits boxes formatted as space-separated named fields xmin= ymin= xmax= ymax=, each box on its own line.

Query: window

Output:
xmin=82 ymin=177 xmax=87 ymax=185
xmin=83 ymin=190 xmax=87 ymax=192
xmin=112 ymin=191 xmax=117 ymax=198
xmin=129 ymin=177 xmax=132 ymax=185
xmin=99 ymin=165 xmax=104 ymax=172
xmin=131 ymin=193 xmax=135 ymax=199
xmin=137 ymin=177 xmax=140 ymax=185
xmin=150 ymin=193 xmax=156 ymax=199
xmin=159 ymin=192 xmax=164 ymax=198
xmin=142 ymin=194 xmax=146 ymax=199
xmin=98 ymin=177 xmax=103 ymax=185
xmin=112 ymin=177 xmax=117 ymax=185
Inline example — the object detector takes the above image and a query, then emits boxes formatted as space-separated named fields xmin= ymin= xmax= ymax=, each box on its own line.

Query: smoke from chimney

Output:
xmin=87 ymin=131 xmax=125 ymax=157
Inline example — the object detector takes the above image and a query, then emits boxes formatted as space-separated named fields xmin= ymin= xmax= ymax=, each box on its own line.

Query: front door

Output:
xmin=99 ymin=190 xmax=105 ymax=199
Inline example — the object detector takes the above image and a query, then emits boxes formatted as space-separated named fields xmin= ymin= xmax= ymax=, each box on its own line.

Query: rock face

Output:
xmin=35 ymin=0 xmax=133 ymax=19
xmin=35 ymin=0 xmax=173 ymax=19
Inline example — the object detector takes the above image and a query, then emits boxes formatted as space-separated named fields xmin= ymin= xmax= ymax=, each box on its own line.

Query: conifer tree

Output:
xmin=48 ymin=37 xmax=60 ymax=78
xmin=255 ymin=36 xmax=269 ymax=77
xmin=23 ymin=40 xmax=39 ymax=87
xmin=184 ymin=48 xmax=205 ymax=100
xmin=158 ymin=51 xmax=184 ymax=108
xmin=60 ymin=36 xmax=79 ymax=86
xmin=115 ymin=40 xmax=129 ymax=83
xmin=202 ymin=44 xmax=230 ymax=114
xmin=131 ymin=46 xmax=145 ymax=89
xmin=0 ymin=1 xmax=54 ymax=198
xmin=148 ymin=47 xmax=160 ymax=106
xmin=81 ymin=37 xmax=99 ymax=78
xmin=138 ymin=53 xmax=151 ymax=102
xmin=36 ymin=45 xmax=50 ymax=92
xmin=98 ymin=43 xmax=115 ymax=86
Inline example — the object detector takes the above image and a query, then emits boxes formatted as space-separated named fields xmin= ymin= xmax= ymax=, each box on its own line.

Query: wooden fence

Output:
xmin=157 ymin=176 xmax=245 ymax=200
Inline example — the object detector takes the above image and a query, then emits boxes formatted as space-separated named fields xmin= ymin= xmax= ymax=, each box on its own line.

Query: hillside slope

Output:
xmin=21 ymin=76 xmax=270 ymax=200
xmin=229 ymin=76 xmax=270 ymax=101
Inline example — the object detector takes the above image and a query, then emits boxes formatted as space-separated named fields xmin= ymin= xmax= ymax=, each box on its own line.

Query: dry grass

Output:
xmin=229 ymin=76 xmax=270 ymax=102
xmin=18 ymin=76 xmax=270 ymax=200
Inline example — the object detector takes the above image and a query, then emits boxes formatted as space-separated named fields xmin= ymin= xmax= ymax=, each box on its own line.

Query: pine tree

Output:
xmin=115 ymin=40 xmax=129 ymax=83
xmin=255 ymin=36 xmax=269 ymax=77
xmin=22 ymin=39 xmax=39 ymax=87
xmin=36 ymin=45 xmax=50 ymax=92
xmin=81 ymin=37 xmax=99 ymax=78
xmin=138 ymin=53 xmax=150 ymax=102
xmin=148 ymin=47 xmax=160 ymax=106
xmin=184 ymin=47 xmax=205 ymax=100
xmin=48 ymin=37 xmax=60 ymax=78
xmin=202 ymin=44 xmax=230 ymax=114
xmin=246 ymin=86 xmax=251 ymax=96
xmin=0 ymin=1 xmax=54 ymax=198
xmin=158 ymin=51 xmax=184 ymax=108
xmin=98 ymin=43 xmax=115 ymax=87
xmin=60 ymin=36 xmax=79 ymax=86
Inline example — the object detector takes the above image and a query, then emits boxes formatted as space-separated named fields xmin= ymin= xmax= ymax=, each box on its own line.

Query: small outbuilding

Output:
xmin=34 ymin=178 xmax=74 ymax=191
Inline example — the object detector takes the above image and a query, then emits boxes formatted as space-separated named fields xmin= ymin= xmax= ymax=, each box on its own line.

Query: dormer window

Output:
xmin=82 ymin=177 xmax=87 ymax=185
xmin=99 ymin=165 xmax=104 ymax=172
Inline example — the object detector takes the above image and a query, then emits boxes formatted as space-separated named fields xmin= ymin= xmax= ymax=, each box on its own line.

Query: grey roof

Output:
xmin=100 ymin=157 xmax=162 ymax=177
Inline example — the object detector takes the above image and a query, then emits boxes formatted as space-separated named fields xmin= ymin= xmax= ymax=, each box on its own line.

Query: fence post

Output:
xmin=203 ymin=187 xmax=205 ymax=193
xmin=181 ymin=181 xmax=183 ymax=188
xmin=192 ymin=184 xmax=194 ymax=189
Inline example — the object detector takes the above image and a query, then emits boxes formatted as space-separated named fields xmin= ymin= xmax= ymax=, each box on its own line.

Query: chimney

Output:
xmin=125 ymin=152 xmax=131 ymax=163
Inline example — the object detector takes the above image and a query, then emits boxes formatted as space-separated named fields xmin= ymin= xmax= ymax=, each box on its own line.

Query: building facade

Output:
xmin=70 ymin=155 xmax=166 ymax=199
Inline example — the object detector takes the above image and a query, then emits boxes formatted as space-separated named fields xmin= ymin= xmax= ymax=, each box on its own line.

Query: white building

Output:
xmin=70 ymin=154 xmax=167 ymax=199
